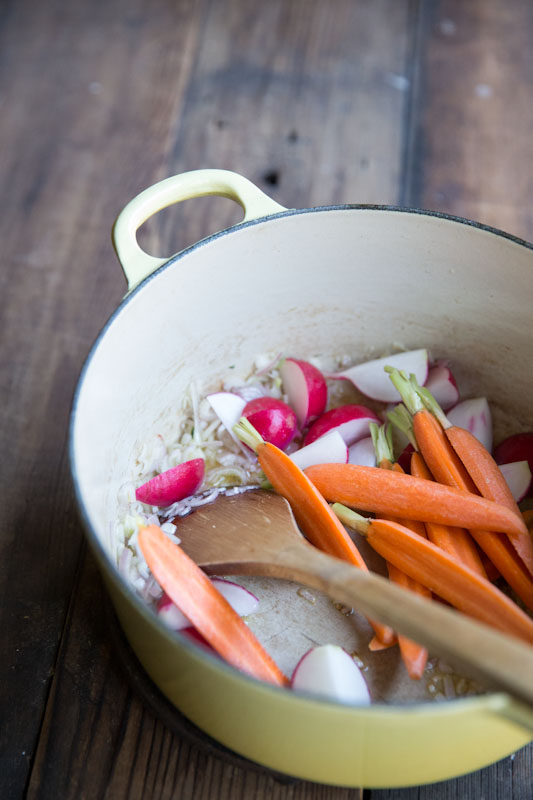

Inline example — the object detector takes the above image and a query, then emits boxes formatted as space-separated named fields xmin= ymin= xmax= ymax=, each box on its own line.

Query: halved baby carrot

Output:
xmin=410 ymin=451 xmax=487 ymax=577
xmin=234 ymin=418 xmax=395 ymax=646
xmin=443 ymin=425 xmax=533 ymax=578
xmin=333 ymin=507 xmax=533 ymax=645
xmin=370 ymin=423 xmax=429 ymax=678
xmin=138 ymin=525 xmax=289 ymax=686
xmin=303 ymin=462 xmax=527 ymax=537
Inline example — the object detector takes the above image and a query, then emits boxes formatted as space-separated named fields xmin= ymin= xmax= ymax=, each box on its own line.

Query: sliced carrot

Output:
xmin=303 ymin=462 xmax=527 ymax=537
xmin=334 ymin=508 xmax=533 ymax=645
xmin=234 ymin=418 xmax=395 ymax=646
xmin=410 ymin=451 xmax=487 ymax=577
xmin=138 ymin=526 xmax=288 ymax=686
xmin=445 ymin=425 xmax=533 ymax=577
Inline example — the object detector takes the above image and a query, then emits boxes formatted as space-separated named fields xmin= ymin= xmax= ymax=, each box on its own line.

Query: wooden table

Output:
xmin=2 ymin=1 xmax=532 ymax=797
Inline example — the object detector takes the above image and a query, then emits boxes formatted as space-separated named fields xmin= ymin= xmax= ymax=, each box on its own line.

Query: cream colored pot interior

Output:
xmin=71 ymin=196 xmax=533 ymax=787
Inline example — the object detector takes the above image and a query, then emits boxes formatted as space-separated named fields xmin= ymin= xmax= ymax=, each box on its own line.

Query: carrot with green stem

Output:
xmin=388 ymin=403 xmax=488 ymax=576
xmin=138 ymin=525 xmax=288 ymax=686
xmin=397 ymin=373 xmax=533 ymax=609
xmin=303 ymin=462 xmax=526 ymax=537
xmin=333 ymin=506 xmax=533 ymax=645
xmin=369 ymin=422 xmax=430 ymax=679
xmin=234 ymin=417 xmax=396 ymax=646
xmin=416 ymin=382 xmax=533 ymax=579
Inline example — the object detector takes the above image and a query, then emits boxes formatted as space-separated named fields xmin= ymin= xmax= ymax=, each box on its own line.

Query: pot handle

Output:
xmin=112 ymin=169 xmax=287 ymax=291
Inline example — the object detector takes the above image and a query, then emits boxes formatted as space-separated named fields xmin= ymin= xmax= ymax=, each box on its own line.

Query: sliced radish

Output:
xmin=290 ymin=430 xmax=348 ymax=470
xmin=180 ymin=626 xmax=219 ymax=654
xmin=425 ymin=362 xmax=459 ymax=410
xmin=348 ymin=436 xmax=376 ymax=467
xmin=494 ymin=432 xmax=533 ymax=482
xmin=397 ymin=443 xmax=414 ymax=473
xmin=328 ymin=349 xmax=429 ymax=403
xmin=291 ymin=644 xmax=371 ymax=705
xmin=135 ymin=459 xmax=205 ymax=506
xmin=242 ymin=396 xmax=297 ymax=450
xmin=157 ymin=579 xmax=259 ymax=631
xmin=304 ymin=405 xmax=381 ymax=447
xmin=207 ymin=392 xmax=247 ymax=443
xmin=447 ymin=397 xmax=493 ymax=452
xmin=499 ymin=461 xmax=532 ymax=502
xmin=280 ymin=357 xmax=328 ymax=428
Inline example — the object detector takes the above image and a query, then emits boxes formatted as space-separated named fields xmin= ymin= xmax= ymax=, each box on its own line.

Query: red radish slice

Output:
xmin=207 ymin=392 xmax=246 ymax=443
xmin=280 ymin=357 xmax=328 ymax=427
xmin=290 ymin=430 xmax=348 ymax=470
xmin=329 ymin=349 xmax=428 ymax=403
xmin=136 ymin=459 xmax=205 ymax=506
xmin=242 ymin=397 xmax=297 ymax=450
xmin=425 ymin=362 xmax=459 ymax=410
xmin=397 ymin=443 xmax=414 ymax=473
xmin=180 ymin=626 xmax=219 ymax=653
xmin=291 ymin=644 xmax=371 ymax=705
xmin=499 ymin=461 xmax=532 ymax=502
xmin=494 ymin=432 xmax=533 ymax=480
xmin=157 ymin=579 xmax=259 ymax=631
xmin=304 ymin=405 xmax=380 ymax=447
xmin=447 ymin=397 xmax=493 ymax=452
xmin=348 ymin=436 xmax=376 ymax=467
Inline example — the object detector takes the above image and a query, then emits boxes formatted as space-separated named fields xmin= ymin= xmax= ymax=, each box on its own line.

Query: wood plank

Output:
xmin=405 ymin=0 xmax=533 ymax=241
xmin=0 ymin=0 xmax=206 ymax=795
xmin=20 ymin=0 xmax=413 ymax=797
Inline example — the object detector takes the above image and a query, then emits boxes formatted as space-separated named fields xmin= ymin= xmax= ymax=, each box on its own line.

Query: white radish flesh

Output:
xmin=291 ymin=644 xmax=371 ymax=705
xmin=447 ymin=397 xmax=493 ymax=452
xmin=329 ymin=349 xmax=429 ymax=403
xmin=290 ymin=430 xmax=348 ymax=470
xmin=499 ymin=461 xmax=532 ymax=503
xmin=304 ymin=405 xmax=381 ymax=447
xmin=280 ymin=357 xmax=328 ymax=428
xmin=425 ymin=363 xmax=459 ymax=410
xmin=242 ymin=396 xmax=298 ymax=450
xmin=348 ymin=436 xmax=376 ymax=467
xmin=157 ymin=579 xmax=259 ymax=631
xmin=207 ymin=392 xmax=247 ymax=443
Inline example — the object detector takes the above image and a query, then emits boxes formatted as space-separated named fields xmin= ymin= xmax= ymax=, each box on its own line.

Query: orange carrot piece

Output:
xmin=303 ymin=463 xmax=527 ymax=537
xmin=410 ymin=451 xmax=487 ymax=577
xmin=138 ymin=525 xmax=289 ymax=686
xmin=445 ymin=425 xmax=533 ymax=577
xmin=410 ymin=412 xmax=533 ymax=610
xmin=357 ymin=517 xmax=533 ymax=644
xmin=386 ymin=563 xmax=430 ymax=679
xmin=376 ymin=455 xmax=429 ymax=678
xmin=235 ymin=419 xmax=395 ymax=646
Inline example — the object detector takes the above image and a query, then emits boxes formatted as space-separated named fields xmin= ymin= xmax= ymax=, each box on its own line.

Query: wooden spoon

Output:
xmin=173 ymin=489 xmax=533 ymax=728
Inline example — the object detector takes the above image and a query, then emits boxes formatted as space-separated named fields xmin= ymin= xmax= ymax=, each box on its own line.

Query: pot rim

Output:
xmin=68 ymin=202 xmax=533 ymax=716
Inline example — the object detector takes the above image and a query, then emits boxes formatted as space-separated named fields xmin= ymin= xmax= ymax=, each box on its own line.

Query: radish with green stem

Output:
xmin=280 ymin=357 xmax=327 ymax=427
xmin=303 ymin=404 xmax=381 ymax=447
xmin=327 ymin=348 xmax=428 ymax=403
xmin=207 ymin=392 xmax=247 ymax=443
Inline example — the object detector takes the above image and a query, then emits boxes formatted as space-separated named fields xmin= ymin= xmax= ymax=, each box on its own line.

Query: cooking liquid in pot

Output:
xmin=114 ymin=350 xmax=529 ymax=705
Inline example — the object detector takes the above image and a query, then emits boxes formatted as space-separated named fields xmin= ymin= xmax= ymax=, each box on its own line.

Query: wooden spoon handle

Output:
xmin=279 ymin=539 xmax=533 ymax=722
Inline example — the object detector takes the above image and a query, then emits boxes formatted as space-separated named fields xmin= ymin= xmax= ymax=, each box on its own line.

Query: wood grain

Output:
xmin=1 ymin=0 xmax=532 ymax=797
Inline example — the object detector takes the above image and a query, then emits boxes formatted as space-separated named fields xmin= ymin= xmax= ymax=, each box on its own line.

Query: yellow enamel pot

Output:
xmin=70 ymin=169 xmax=533 ymax=788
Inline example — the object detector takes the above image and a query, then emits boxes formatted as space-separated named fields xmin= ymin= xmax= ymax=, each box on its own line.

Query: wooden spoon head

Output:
xmin=171 ymin=489 xmax=303 ymax=574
